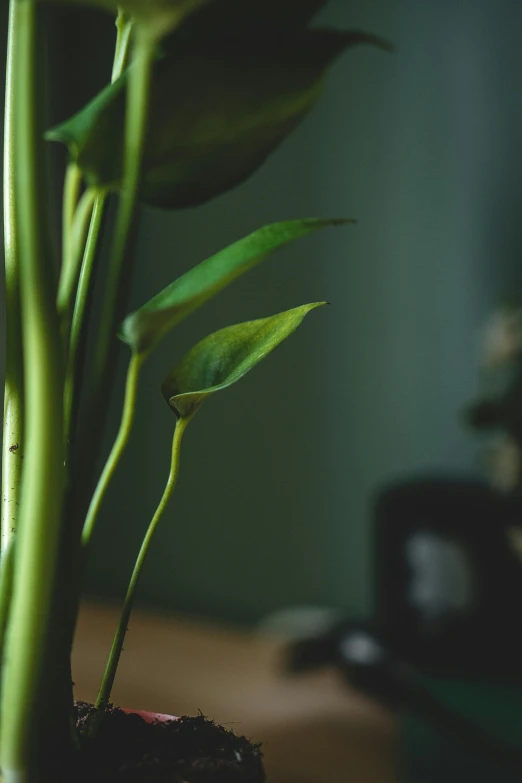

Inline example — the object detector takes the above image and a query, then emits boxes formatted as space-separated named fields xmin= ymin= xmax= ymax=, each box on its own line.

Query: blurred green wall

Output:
xmin=3 ymin=1 xmax=522 ymax=624
xmin=88 ymin=0 xmax=522 ymax=623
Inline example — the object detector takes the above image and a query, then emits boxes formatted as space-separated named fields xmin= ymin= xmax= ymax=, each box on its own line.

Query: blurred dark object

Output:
xmin=289 ymin=623 xmax=522 ymax=779
xmin=290 ymin=477 xmax=522 ymax=681
xmin=286 ymin=476 xmax=522 ymax=780
xmin=375 ymin=477 xmax=522 ymax=680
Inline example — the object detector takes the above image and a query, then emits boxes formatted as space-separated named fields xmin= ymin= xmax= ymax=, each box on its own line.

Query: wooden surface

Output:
xmin=73 ymin=603 xmax=397 ymax=783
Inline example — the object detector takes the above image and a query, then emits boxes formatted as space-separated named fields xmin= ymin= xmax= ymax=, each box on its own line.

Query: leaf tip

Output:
xmin=331 ymin=217 xmax=357 ymax=227
xmin=306 ymin=300 xmax=329 ymax=313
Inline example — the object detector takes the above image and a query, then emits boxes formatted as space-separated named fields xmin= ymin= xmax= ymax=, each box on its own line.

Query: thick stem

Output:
xmin=0 ymin=541 xmax=15 ymax=662
xmin=1 ymin=0 xmax=23 ymax=553
xmin=0 ymin=1 xmax=68 ymax=780
xmin=95 ymin=418 xmax=188 ymax=710
xmin=81 ymin=353 xmax=143 ymax=549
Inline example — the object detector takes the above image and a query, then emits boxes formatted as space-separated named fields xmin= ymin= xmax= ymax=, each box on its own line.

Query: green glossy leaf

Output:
xmin=120 ymin=218 xmax=351 ymax=355
xmin=161 ymin=303 xmax=325 ymax=420
xmin=38 ymin=0 xmax=212 ymax=40
xmin=46 ymin=28 xmax=389 ymax=209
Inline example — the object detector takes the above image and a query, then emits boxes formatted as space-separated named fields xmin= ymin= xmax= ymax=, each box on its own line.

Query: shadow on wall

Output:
xmin=74 ymin=0 xmax=522 ymax=622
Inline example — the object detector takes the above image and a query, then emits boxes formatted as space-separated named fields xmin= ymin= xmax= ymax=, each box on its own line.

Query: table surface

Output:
xmin=73 ymin=603 xmax=397 ymax=783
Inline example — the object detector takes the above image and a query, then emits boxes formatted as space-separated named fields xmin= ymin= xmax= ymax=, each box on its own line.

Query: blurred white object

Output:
xmin=481 ymin=306 xmax=522 ymax=369
xmin=406 ymin=531 xmax=474 ymax=621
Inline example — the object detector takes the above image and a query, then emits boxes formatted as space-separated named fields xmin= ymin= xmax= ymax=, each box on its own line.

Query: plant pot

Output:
xmin=69 ymin=702 xmax=265 ymax=782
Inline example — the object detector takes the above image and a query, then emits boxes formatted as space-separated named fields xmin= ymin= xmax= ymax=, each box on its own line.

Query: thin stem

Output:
xmin=62 ymin=9 xmax=135 ymax=463
xmin=1 ymin=0 xmax=23 ymax=553
xmin=0 ymin=0 xmax=68 ymax=779
xmin=85 ymin=31 xmax=155 ymax=458
xmin=93 ymin=31 xmax=154 ymax=385
xmin=112 ymin=10 xmax=135 ymax=82
xmin=63 ymin=195 xmax=106 ymax=453
xmin=61 ymin=162 xmax=82 ymax=277
xmin=81 ymin=353 xmax=144 ymax=549
xmin=57 ymin=186 xmax=96 ymax=325
xmin=95 ymin=417 xmax=188 ymax=709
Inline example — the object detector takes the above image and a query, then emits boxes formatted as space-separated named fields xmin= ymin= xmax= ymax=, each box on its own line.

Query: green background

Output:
xmin=3 ymin=0 xmax=522 ymax=624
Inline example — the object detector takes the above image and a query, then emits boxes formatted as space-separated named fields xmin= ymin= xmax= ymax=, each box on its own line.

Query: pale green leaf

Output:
xmin=120 ymin=218 xmax=351 ymax=354
xmin=161 ymin=303 xmax=326 ymax=420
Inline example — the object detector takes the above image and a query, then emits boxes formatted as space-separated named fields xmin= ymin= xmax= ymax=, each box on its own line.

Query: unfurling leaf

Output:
xmin=120 ymin=218 xmax=351 ymax=355
xmin=46 ymin=26 xmax=389 ymax=209
xmin=161 ymin=303 xmax=326 ymax=420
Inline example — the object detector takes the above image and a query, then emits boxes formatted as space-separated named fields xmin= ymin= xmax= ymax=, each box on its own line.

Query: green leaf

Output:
xmin=120 ymin=218 xmax=351 ymax=355
xmin=161 ymin=303 xmax=325 ymax=420
xmin=38 ymin=0 xmax=212 ymax=40
xmin=46 ymin=28 xmax=390 ymax=209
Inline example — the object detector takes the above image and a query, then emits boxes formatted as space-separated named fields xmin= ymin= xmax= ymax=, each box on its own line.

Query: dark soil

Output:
xmin=69 ymin=702 xmax=265 ymax=783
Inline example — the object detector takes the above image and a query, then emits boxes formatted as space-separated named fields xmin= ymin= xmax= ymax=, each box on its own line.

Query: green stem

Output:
xmin=81 ymin=353 xmax=144 ymax=548
xmin=95 ymin=417 xmax=188 ymax=710
xmin=61 ymin=162 xmax=82 ymax=277
xmin=85 ymin=31 xmax=155 ymax=453
xmin=0 ymin=541 xmax=15 ymax=665
xmin=63 ymin=195 xmax=106 ymax=453
xmin=57 ymin=186 xmax=96 ymax=326
xmin=62 ymin=9 xmax=135 ymax=463
xmin=93 ymin=30 xmax=154 ymax=383
xmin=0 ymin=0 xmax=68 ymax=779
xmin=112 ymin=10 xmax=135 ymax=82
xmin=1 ymin=0 xmax=23 ymax=553
xmin=57 ymin=19 xmax=142 ymax=722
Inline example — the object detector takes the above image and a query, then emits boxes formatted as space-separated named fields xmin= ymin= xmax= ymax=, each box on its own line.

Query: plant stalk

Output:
xmin=77 ymin=31 xmax=154 ymax=492
xmin=54 ymin=19 xmax=143 ymax=743
xmin=61 ymin=162 xmax=82 ymax=279
xmin=57 ymin=186 xmax=97 ymax=330
xmin=95 ymin=417 xmax=188 ymax=709
xmin=81 ymin=353 xmax=143 ymax=548
xmin=0 ymin=1 xmax=69 ymax=780
xmin=63 ymin=10 xmax=135 ymax=463
xmin=0 ymin=541 xmax=15 ymax=664
xmin=91 ymin=30 xmax=154 ymax=404
xmin=1 ymin=0 xmax=23 ymax=553
xmin=63 ymin=195 xmax=106 ymax=454
xmin=112 ymin=10 xmax=134 ymax=82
